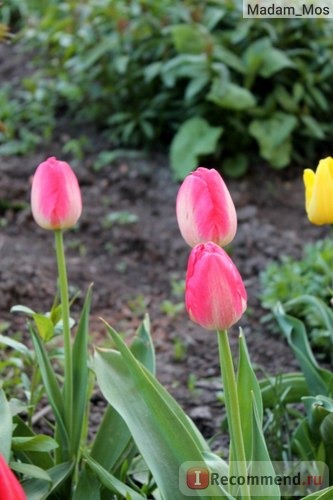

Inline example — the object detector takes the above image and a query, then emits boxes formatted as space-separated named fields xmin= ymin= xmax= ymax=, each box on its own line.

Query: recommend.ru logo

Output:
xmin=179 ymin=461 xmax=329 ymax=496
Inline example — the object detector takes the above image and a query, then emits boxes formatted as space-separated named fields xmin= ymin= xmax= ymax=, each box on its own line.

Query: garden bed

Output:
xmin=0 ymin=40 xmax=331 ymax=448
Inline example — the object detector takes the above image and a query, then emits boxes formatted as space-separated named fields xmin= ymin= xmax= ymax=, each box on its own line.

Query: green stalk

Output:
xmin=217 ymin=329 xmax=250 ymax=498
xmin=54 ymin=229 xmax=73 ymax=450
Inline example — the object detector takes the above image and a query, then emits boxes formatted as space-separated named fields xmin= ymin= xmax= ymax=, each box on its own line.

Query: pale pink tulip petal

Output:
xmin=176 ymin=167 xmax=237 ymax=247
xmin=31 ymin=157 xmax=82 ymax=230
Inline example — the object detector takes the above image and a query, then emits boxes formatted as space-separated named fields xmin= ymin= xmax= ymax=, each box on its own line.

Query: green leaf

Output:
xmin=161 ymin=54 xmax=208 ymax=88
xmin=308 ymin=87 xmax=328 ymax=112
xmin=130 ymin=314 xmax=155 ymax=374
xmin=0 ymin=334 xmax=32 ymax=358
xmin=12 ymin=416 xmax=54 ymax=470
xmin=32 ymin=314 xmax=54 ymax=342
xmin=293 ymin=418 xmax=317 ymax=460
xmin=30 ymin=326 xmax=69 ymax=458
xmin=285 ymin=295 xmax=333 ymax=341
xmin=71 ymin=285 xmax=92 ymax=456
xmin=10 ymin=305 xmax=35 ymax=316
xmin=260 ymin=47 xmax=294 ymax=77
xmin=10 ymin=461 xmax=51 ymax=481
xmin=185 ymin=74 xmax=210 ymax=101
xmin=302 ymin=486 xmax=333 ymax=499
xmin=75 ymin=37 xmax=117 ymax=72
xmin=93 ymin=324 xmax=224 ymax=499
xmin=90 ymin=405 xmax=132 ymax=471
xmin=274 ymin=85 xmax=298 ymax=113
xmin=237 ymin=329 xmax=262 ymax=461
xmin=23 ymin=461 xmax=74 ymax=500
xmin=249 ymin=394 xmax=281 ymax=499
xmin=214 ymin=45 xmax=245 ymax=74
xmin=320 ymin=412 xmax=333 ymax=445
xmin=222 ymin=154 xmax=248 ymax=178
xmin=243 ymin=38 xmax=294 ymax=83
xmin=243 ymin=38 xmax=269 ymax=80
xmin=85 ymin=454 xmax=146 ymax=500
xmin=273 ymin=304 xmax=333 ymax=395
xmin=170 ymin=24 xmax=211 ymax=54
xmin=102 ymin=322 xmax=211 ymax=454
xmin=249 ymin=113 xmax=297 ymax=168
xmin=49 ymin=303 xmax=62 ymax=327
xmin=208 ymin=80 xmax=256 ymax=110
xmin=260 ymin=372 xmax=309 ymax=407
xmin=304 ymin=396 xmax=332 ymax=442
xmin=301 ymin=115 xmax=326 ymax=140
xmin=170 ymin=117 xmax=223 ymax=180
xmin=0 ymin=389 xmax=12 ymax=460
xmin=73 ymin=467 xmax=101 ymax=500
xmin=12 ymin=435 xmax=58 ymax=453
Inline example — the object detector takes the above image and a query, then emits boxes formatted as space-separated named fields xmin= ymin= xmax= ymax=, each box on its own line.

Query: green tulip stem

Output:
xmin=55 ymin=229 xmax=73 ymax=445
xmin=217 ymin=329 xmax=250 ymax=498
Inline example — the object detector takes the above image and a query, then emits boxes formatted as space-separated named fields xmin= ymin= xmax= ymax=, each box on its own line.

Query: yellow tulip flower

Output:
xmin=303 ymin=157 xmax=333 ymax=225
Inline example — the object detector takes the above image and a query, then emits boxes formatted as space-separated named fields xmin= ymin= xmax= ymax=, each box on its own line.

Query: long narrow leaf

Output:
xmin=237 ymin=328 xmax=262 ymax=461
xmin=30 ymin=326 xmax=69 ymax=458
xmin=10 ymin=462 xmax=51 ymax=481
xmin=302 ymin=486 xmax=333 ymax=499
xmin=249 ymin=393 xmax=281 ymax=499
xmin=0 ymin=389 xmax=12 ymax=460
xmin=0 ymin=334 xmax=32 ymax=358
xmin=22 ymin=461 xmax=73 ymax=500
xmin=90 ymin=405 xmax=132 ymax=471
xmin=12 ymin=416 xmax=53 ymax=470
xmin=260 ymin=372 xmax=309 ymax=407
xmin=103 ymin=321 xmax=210 ymax=454
xmin=274 ymin=304 xmax=333 ymax=395
xmin=285 ymin=295 xmax=333 ymax=340
xmin=130 ymin=314 xmax=155 ymax=374
xmin=94 ymin=349 xmax=203 ymax=499
xmin=94 ymin=324 xmax=223 ymax=499
xmin=71 ymin=285 xmax=92 ymax=456
xmin=72 ymin=467 xmax=101 ymax=500
xmin=12 ymin=435 xmax=58 ymax=453
xmin=85 ymin=454 xmax=146 ymax=500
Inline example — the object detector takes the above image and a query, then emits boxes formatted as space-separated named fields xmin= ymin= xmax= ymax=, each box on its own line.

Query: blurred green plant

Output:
xmin=2 ymin=0 xmax=333 ymax=176
xmin=269 ymin=305 xmax=333 ymax=482
xmin=160 ymin=276 xmax=185 ymax=318
xmin=260 ymin=238 xmax=333 ymax=355
xmin=172 ymin=336 xmax=187 ymax=361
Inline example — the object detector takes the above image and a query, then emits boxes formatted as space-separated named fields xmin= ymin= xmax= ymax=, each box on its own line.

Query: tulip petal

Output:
xmin=176 ymin=167 xmax=237 ymax=247
xmin=0 ymin=454 xmax=26 ymax=500
xmin=31 ymin=157 xmax=82 ymax=230
xmin=303 ymin=168 xmax=315 ymax=214
xmin=303 ymin=157 xmax=333 ymax=225
xmin=185 ymin=242 xmax=247 ymax=331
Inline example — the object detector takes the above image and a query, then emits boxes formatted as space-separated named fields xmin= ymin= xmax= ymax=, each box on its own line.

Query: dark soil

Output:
xmin=1 ymin=41 xmax=331 ymax=449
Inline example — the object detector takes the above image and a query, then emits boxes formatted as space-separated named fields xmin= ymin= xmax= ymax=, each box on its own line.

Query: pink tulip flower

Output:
xmin=31 ymin=157 xmax=82 ymax=230
xmin=0 ymin=454 xmax=26 ymax=500
xmin=176 ymin=167 xmax=237 ymax=247
xmin=185 ymin=242 xmax=247 ymax=330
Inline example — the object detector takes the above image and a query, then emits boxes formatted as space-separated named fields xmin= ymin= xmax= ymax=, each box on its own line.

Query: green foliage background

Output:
xmin=260 ymin=239 xmax=333 ymax=355
xmin=1 ymin=0 xmax=333 ymax=177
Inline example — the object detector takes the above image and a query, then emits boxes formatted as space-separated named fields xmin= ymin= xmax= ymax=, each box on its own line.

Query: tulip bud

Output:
xmin=0 ymin=454 xmax=26 ymax=500
xmin=176 ymin=167 xmax=237 ymax=247
xmin=185 ymin=242 xmax=247 ymax=330
xmin=31 ymin=157 xmax=82 ymax=230
xmin=303 ymin=157 xmax=333 ymax=225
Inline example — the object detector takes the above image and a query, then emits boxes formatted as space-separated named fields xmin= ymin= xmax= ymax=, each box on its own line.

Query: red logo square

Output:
xmin=186 ymin=467 xmax=209 ymax=489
